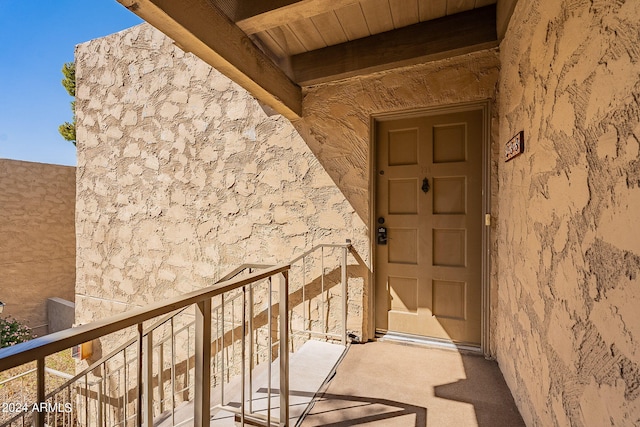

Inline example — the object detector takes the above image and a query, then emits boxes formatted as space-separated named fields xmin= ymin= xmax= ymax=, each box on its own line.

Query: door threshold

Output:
xmin=375 ymin=330 xmax=482 ymax=355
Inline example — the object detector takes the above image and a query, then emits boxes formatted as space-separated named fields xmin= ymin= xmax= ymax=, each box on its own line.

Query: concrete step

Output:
xmin=155 ymin=340 xmax=346 ymax=427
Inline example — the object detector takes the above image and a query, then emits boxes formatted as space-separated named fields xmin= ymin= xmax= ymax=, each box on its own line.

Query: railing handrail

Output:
xmin=0 ymin=366 xmax=73 ymax=387
xmin=39 ymin=264 xmax=273 ymax=401
xmin=289 ymin=242 xmax=351 ymax=265
xmin=0 ymin=264 xmax=290 ymax=372
xmin=217 ymin=263 xmax=274 ymax=282
xmin=39 ymin=307 xmax=187 ymax=401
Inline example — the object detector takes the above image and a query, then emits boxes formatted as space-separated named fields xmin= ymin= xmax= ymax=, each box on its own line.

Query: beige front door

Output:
xmin=374 ymin=108 xmax=483 ymax=345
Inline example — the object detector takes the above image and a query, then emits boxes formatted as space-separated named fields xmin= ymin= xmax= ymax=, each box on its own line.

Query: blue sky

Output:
xmin=0 ymin=1 xmax=143 ymax=166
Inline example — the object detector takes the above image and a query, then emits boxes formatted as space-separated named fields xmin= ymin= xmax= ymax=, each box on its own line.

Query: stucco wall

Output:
xmin=296 ymin=50 xmax=500 ymax=222
xmin=0 ymin=159 xmax=76 ymax=336
xmin=75 ymin=24 xmax=368 ymax=345
xmin=47 ymin=297 xmax=75 ymax=334
xmin=497 ymin=0 xmax=640 ymax=425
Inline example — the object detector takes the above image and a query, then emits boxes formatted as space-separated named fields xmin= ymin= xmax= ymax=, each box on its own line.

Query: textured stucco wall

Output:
xmin=75 ymin=24 xmax=368 ymax=345
xmin=297 ymin=50 xmax=500 ymax=222
xmin=296 ymin=49 xmax=501 ymax=344
xmin=497 ymin=0 xmax=640 ymax=425
xmin=0 ymin=160 xmax=76 ymax=335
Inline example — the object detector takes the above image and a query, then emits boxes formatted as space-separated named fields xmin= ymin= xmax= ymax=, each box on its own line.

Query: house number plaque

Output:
xmin=505 ymin=131 xmax=524 ymax=162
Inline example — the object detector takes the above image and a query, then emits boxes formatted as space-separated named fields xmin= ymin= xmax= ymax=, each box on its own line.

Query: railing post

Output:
xmin=97 ymin=377 xmax=103 ymax=427
xmin=220 ymin=298 xmax=225 ymax=404
xmin=35 ymin=357 xmax=45 ymax=427
xmin=278 ymin=271 xmax=289 ymax=426
xmin=143 ymin=329 xmax=154 ymax=426
xmin=158 ymin=342 xmax=164 ymax=414
xmin=195 ymin=299 xmax=212 ymax=427
xmin=241 ymin=286 xmax=247 ymax=425
xmin=123 ymin=350 xmax=128 ymax=424
xmin=248 ymin=282 xmax=254 ymax=415
xmin=321 ymin=247 xmax=325 ymax=334
xmin=342 ymin=244 xmax=348 ymax=346
xmin=171 ymin=317 xmax=176 ymax=426
xmin=267 ymin=277 xmax=273 ymax=427
xmin=137 ymin=323 xmax=144 ymax=426
xmin=100 ymin=364 xmax=106 ymax=427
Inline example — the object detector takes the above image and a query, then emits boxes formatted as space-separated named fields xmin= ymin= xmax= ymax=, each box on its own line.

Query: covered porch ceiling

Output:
xmin=116 ymin=0 xmax=517 ymax=120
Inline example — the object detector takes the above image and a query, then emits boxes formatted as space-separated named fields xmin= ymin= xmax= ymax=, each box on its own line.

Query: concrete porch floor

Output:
xmin=301 ymin=340 xmax=525 ymax=427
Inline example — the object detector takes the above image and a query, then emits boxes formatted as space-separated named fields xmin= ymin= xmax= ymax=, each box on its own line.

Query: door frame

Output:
xmin=368 ymin=100 xmax=492 ymax=356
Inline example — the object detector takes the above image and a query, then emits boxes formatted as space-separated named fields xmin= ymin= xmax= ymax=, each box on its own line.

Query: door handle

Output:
xmin=422 ymin=178 xmax=430 ymax=193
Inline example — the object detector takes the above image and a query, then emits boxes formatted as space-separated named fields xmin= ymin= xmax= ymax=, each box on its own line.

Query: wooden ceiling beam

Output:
xmin=291 ymin=5 xmax=498 ymax=85
xmin=116 ymin=0 xmax=302 ymax=120
xmin=207 ymin=0 xmax=361 ymax=35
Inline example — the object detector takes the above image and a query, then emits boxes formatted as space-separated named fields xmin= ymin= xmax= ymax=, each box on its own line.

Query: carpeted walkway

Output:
xmin=301 ymin=340 xmax=525 ymax=427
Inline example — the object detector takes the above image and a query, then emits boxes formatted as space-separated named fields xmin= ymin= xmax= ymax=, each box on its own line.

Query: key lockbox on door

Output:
xmin=377 ymin=217 xmax=387 ymax=245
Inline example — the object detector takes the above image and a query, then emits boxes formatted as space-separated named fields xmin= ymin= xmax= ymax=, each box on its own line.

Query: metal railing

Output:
xmin=0 ymin=365 xmax=73 ymax=414
xmin=0 ymin=242 xmax=351 ymax=427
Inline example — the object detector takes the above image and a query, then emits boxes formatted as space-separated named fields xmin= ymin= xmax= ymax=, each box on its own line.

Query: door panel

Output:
xmin=375 ymin=109 xmax=483 ymax=345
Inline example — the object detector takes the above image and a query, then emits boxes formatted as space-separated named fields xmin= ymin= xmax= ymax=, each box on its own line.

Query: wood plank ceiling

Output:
xmin=239 ymin=0 xmax=496 ymax=55
xmin=117 ymin=0 xmax=504 ymax=119
xmin=212 ymin=0 xmax=498 ymax=84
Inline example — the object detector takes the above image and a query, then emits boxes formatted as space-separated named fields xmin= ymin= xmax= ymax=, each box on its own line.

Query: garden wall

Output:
xmin=0 ymin=159 xmax=75 ymax=336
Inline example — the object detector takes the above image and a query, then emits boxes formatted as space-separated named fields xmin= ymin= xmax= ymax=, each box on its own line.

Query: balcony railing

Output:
xmin=0 ymin=242 xmax=352 ymax=427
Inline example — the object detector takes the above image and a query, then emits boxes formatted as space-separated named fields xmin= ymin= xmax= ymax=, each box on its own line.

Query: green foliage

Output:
xmin=61 ymin=62 xmax=75 ymax=96
xmin=0 ymin=317 xmax=34 ymax=348
xmin=59 ymin=62 xmax=76 ymax=145
xmin=58 ymin=122 xmax=76 ymax=145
